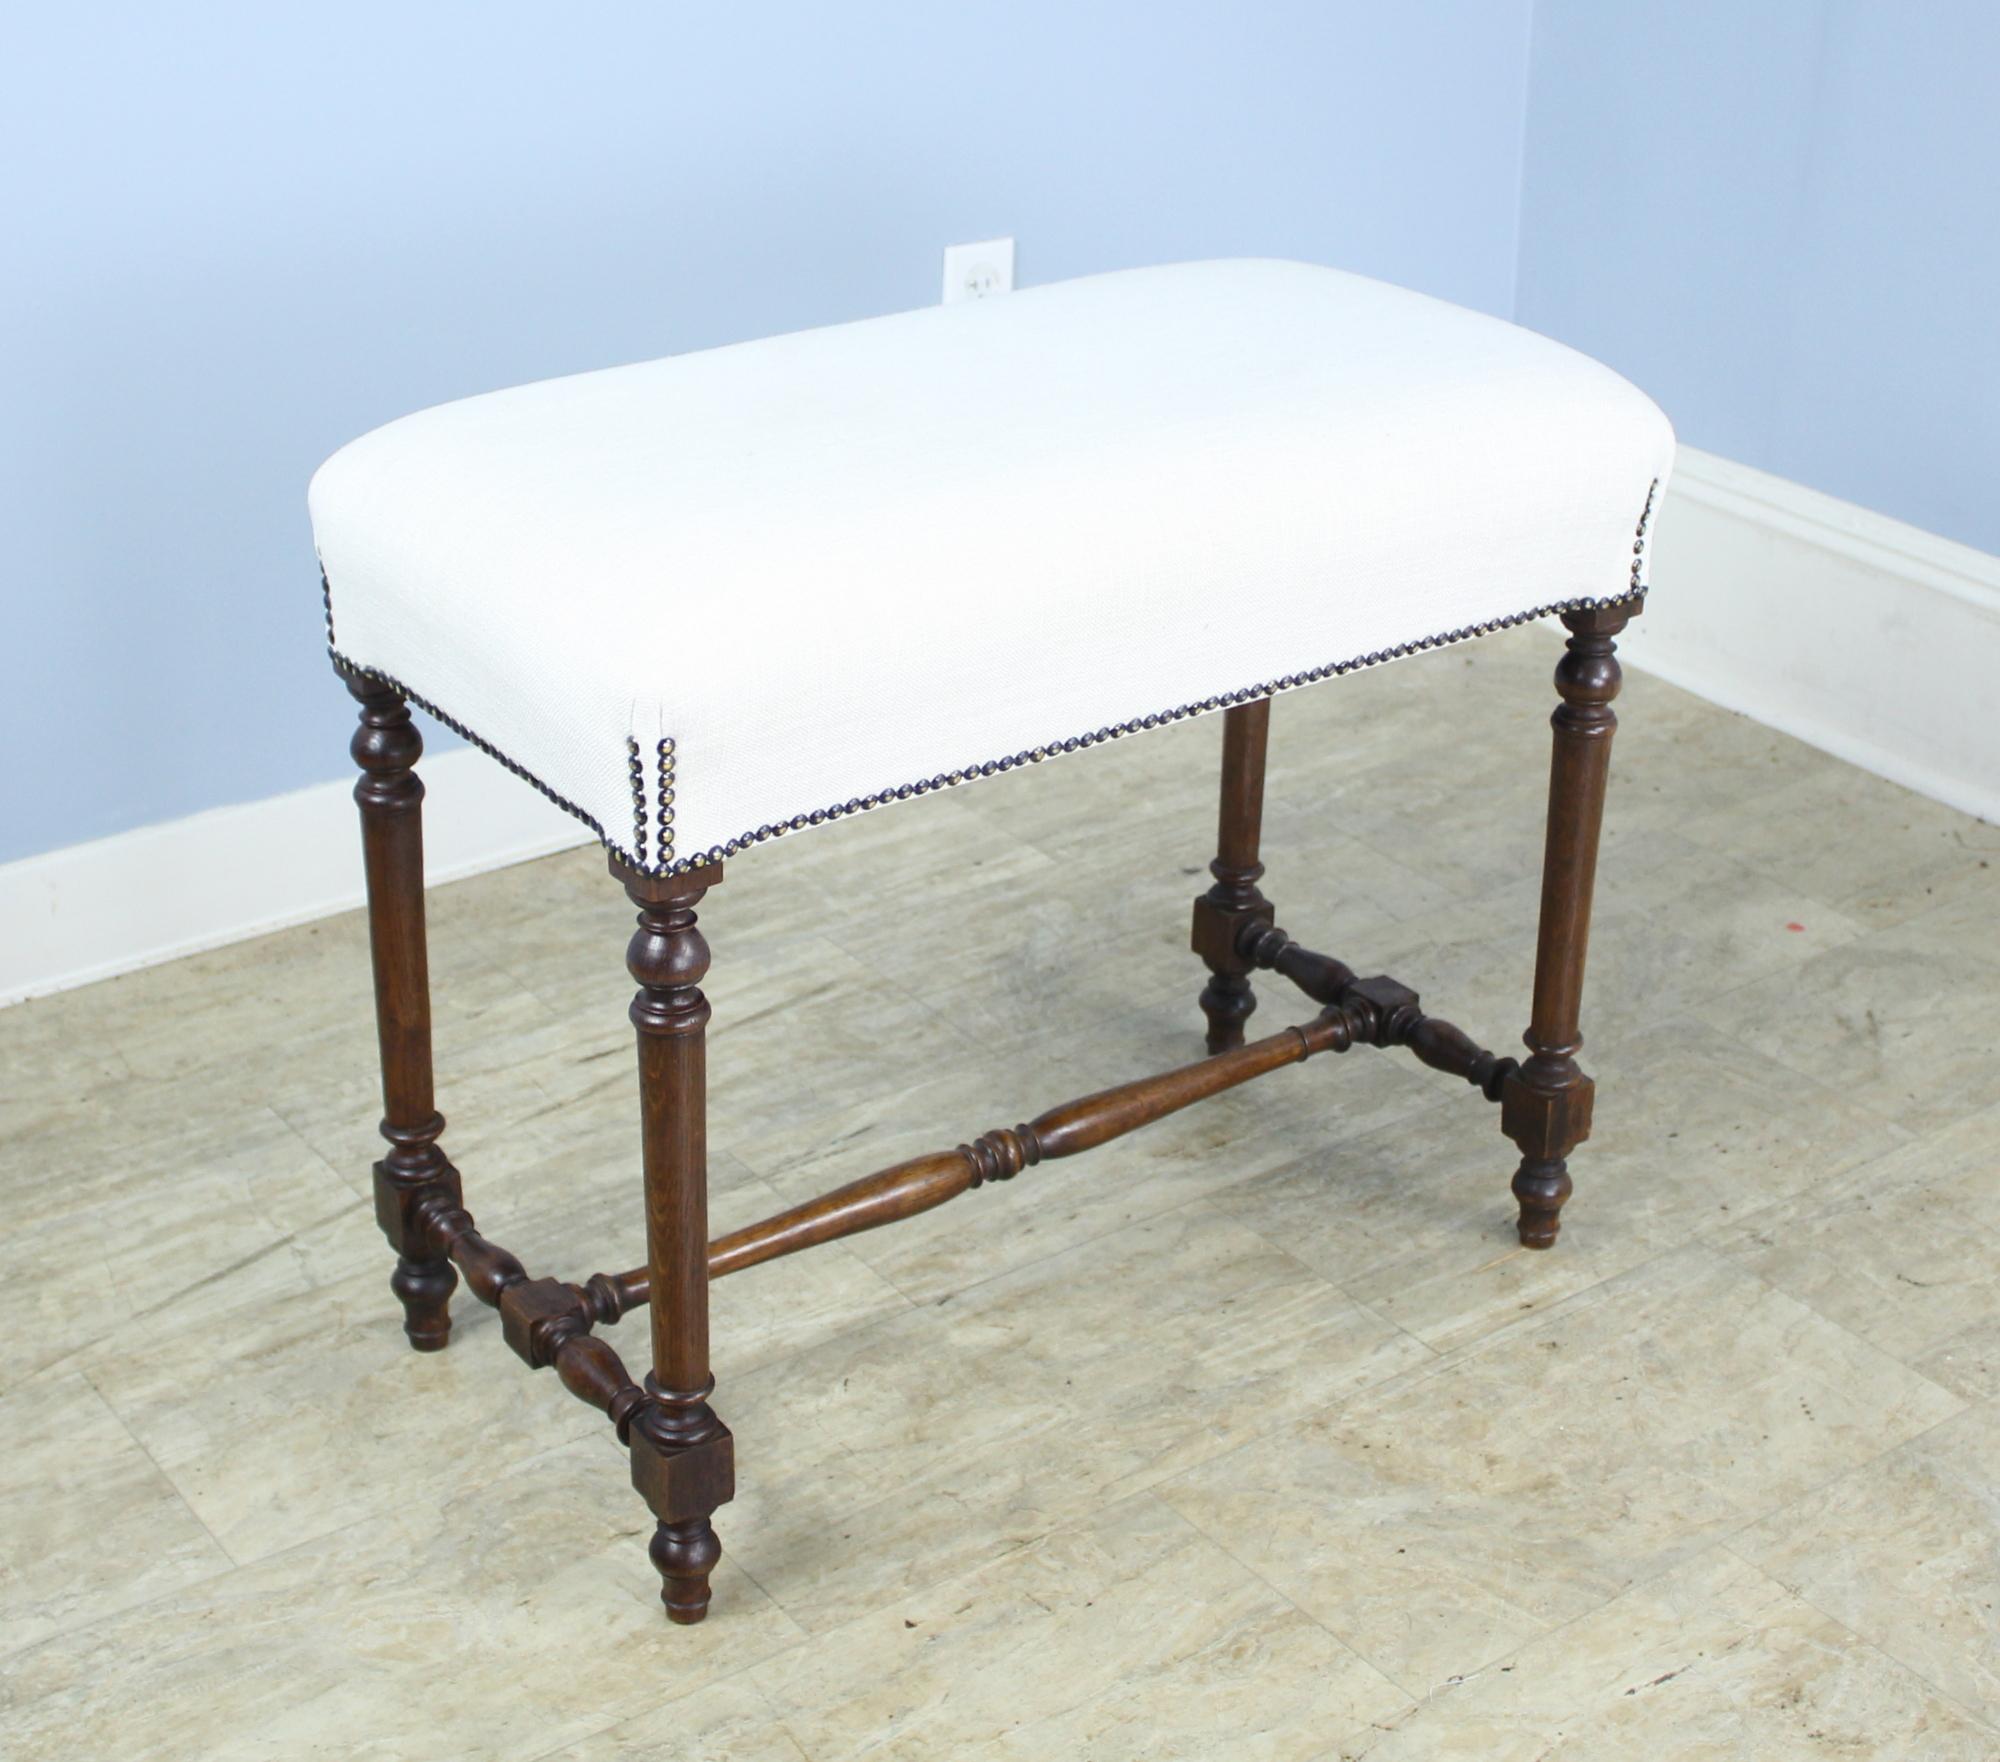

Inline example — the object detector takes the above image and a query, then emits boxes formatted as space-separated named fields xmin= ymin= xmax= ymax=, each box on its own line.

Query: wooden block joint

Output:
xmin=498 ymin=1276 xmax=588 ymax=1369
xmin=1500 ymin=1069 xmax=1595 ymax=1162
xmin=629 ymin=1422 xmax=736 ymax=1525
xmin=371 ymin=1159 xmax=461 ymax=1259
xmin=1190 ymin=893 xmax=1273 ymax=973
xmin=1345 ymin=974 xmax=1422 ymax=1045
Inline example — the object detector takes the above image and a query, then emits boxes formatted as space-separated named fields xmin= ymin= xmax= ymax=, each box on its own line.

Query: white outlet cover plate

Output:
xmin=942 ymin=237 xmax=1015 ymax=304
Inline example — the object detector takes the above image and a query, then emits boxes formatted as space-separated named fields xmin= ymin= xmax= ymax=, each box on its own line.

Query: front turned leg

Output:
xmin=343 ymin=664 xmax=461 ymax=1349
xmin=614 ymin=856 xmax=734 ymax=1625
xmin=1191 ymin=698 xmax=1275 ymax=1053
xmin=1502 ymin=605 xmax=1634 ymax=1248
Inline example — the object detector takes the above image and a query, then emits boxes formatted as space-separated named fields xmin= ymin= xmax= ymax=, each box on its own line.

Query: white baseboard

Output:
xmin=1633 ymin=446 xmax=2000 ymax=825
xmin=0 ymin=747 xmax=588 ymax=1006
xmin=6 ymin=445 xmax=1993 ymax=1006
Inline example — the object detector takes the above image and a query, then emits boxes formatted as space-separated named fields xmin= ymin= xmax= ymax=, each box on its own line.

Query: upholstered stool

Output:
xmin=311 ymin=259 xmax=1672 ymax=1624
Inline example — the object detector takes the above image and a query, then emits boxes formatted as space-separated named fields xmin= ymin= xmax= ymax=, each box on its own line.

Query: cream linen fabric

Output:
xmin=310 ymin=258 xmax=1674 ymax=875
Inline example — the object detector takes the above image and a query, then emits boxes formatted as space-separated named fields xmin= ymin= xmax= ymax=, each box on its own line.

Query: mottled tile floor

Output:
xmin=4 ymin=628 xmax=1997 ymax=1759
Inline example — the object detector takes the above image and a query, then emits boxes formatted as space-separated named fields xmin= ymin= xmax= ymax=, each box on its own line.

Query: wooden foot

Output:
xmin=1192 ymin=698 xmax=1274 ymax=1053
xmin=1502 ymin=604 xmax=1633 ymax=1248
xmin=344 ymin=665 xmax=461 ymax=1348
xmin=390 ymin=1254 xmax=456 ymax=1352
xmin=651 ymin=1517 xmax=722 ymax=1624
xmin=1510 ymin=1158 xmax=1574 ymax=1252
xmin=616 ymin=857 xmax=734 ymax=1623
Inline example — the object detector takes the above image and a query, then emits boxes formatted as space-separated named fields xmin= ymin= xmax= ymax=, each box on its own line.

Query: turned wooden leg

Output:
xmin=615 ymin=856 xmax=734 ymax=1625
xmin=1191 ymin=698 xmax=1274 ymax=1053
xmin=344 ymin=665 xmax=461 ymax=1349
xmin=1501 ymin=604 xmax=1635 ymax=1248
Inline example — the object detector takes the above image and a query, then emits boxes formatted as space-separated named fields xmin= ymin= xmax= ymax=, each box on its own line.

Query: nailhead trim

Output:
xmin=1630 ymin=476 xmax=1659 ymax=594
xmin=321 ymin=477 xmax=1662 ymax=880
xmin=657 ymin=737 xmax=676 ymax=867
xmin=625 ymin=736 xmax=648 ymax=869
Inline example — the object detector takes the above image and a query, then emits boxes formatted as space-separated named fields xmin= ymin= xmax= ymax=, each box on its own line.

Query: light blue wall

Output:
xmin=1 ymin=3 xmax=1534 ymax=862
xmin=1516 ymin=0 xmax=2000 ymax=553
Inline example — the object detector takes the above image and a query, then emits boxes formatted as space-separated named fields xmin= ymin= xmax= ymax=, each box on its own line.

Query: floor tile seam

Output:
xmin=844 ymin=1490 xmax=1381 ymax=1754
xmin=1147 ymin=1211 xmax=1643 ymax=1412
xmin=436 ymin=1570 xmax=822 ymax=1762
xmin=1727 ymin=1195 xmax=2000 ymax=1313
xmin=0 ymin=1371 xmax=247 ymax=1678
xmin=74 ymin=1363 xmax=239 ymax=1562
xmin=1192 ymin=1199 xmax=1466 ymax=1373
xmin=1704 ymin=1395 xmax=1979 ymax=1579
xmin=772 ymin=960 xmax=997 ymax=1067
xmin=8 ymin=1093 xmax=364 ymax=1229
xmin=1294 ymin=1221 xmax=1942 ymax=1418
xmin=87 ymin=1345 xmax=618 ymax=1582
xmin=514 ymin=1695 xmax=821 ymax=1762
xmin=1652 ymin=835 xmax=1885 ymax=930
xmin=49 ymin=1196 xmax=374 ymax=1364
xmin=1338 ymin=1532 xmax=1854 ymax=1723
xmin=1345 ymin=1293 xmax=1449 ymax=1370
xmin=1695 ymin=1130 xmax=1944 ymax=1253
xmin=1715 ymin=1538 xmax=2000 ymax=1738
xmin=762 ymin=1500 xmax=1082 ymax=1643
xmin=777 ymin=1484 xmax=1410 ymax=1742
xmin=1705 ymin=852 xmax=1992 ymax=951
xmin=1505 ymin=1532 xmax=1916 ymax=1700
xmin=1352 ymin=1246 xmax=1656 ymax=1378
xmin=9 ymin=1333 xmax=106 ymax=1400
xmin=1324 ymin=814 xmax=1689 ymax=934
xmin=1887 ymin=885 xmax=2000 ymax=973
xmin=1126 ymin=1489 xmax=1424 ymax=1713
xmin=1138 ymin=1482 xmax=1576 ymax=1706
xmin=487 ymin=957 xmax=626 ymax=1019
xmin=1509 ymin=1239 xmax=1978 ymax=1452
xmin=1689 ymin=893 xmax=2000 ymax=1024
xmin=720 ymin=1553 xmax=818 ymax=1651
xmin=1579 ymin=1009 xmax=1916 ymax=1146
xmin=1707 ymin=1250 xmax=1975 ymax=1429
xmin=453 ymin=1068 xmax=608 ymax=1138
xmin=1669 ymin=981 xmax=1977 ymax=1140
xmin=719 ymin=1240 xmax=930 ymax=1350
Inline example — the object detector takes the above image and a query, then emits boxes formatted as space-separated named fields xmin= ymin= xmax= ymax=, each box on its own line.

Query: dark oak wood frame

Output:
xmin=337 ymin=601 xmax=1633 ymax=1624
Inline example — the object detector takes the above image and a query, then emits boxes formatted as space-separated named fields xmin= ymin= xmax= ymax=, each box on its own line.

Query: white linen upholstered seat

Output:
xmin=310 ymin=258 xmax=1673 ymax=875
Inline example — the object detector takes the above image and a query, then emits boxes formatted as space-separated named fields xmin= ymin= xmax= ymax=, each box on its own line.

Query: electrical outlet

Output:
xmin=942 ymin=238 xmax=1015 ymax=304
